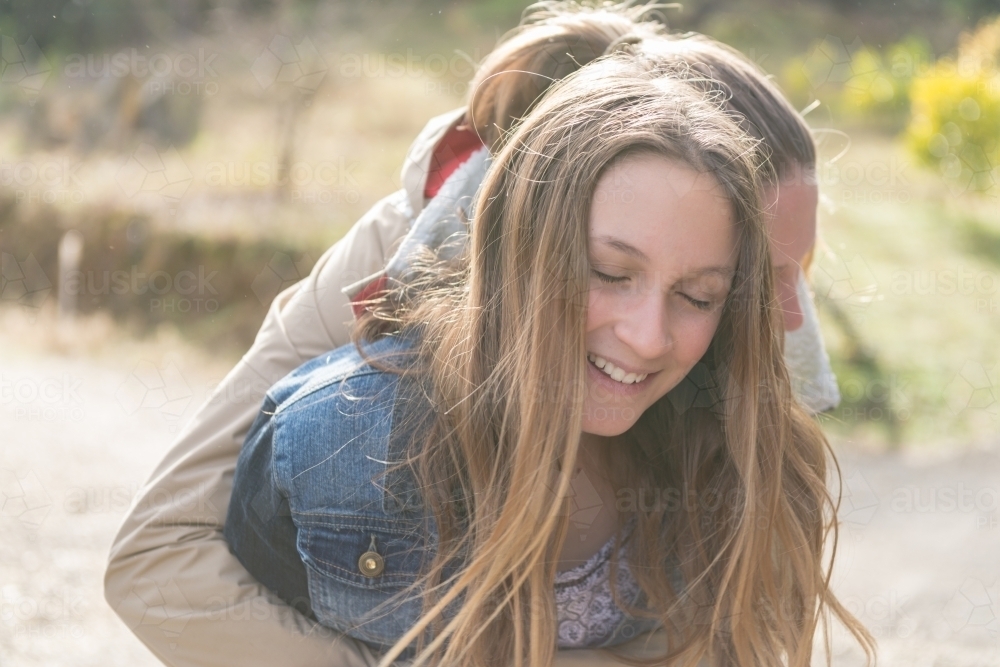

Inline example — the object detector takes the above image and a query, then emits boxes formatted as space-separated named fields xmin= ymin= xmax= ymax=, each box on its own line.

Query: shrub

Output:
xmin=781 ymin=35 xmax=928 ymax=128
xmin=904 ymin=16 xmax=1000 ymax=195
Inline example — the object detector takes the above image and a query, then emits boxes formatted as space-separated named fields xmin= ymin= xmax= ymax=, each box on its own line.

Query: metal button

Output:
xmin=358 ymin=534 xmax=384 ymax=577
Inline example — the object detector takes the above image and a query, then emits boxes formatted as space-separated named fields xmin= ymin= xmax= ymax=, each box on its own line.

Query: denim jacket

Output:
xmin=223 ymin=331 xmax=455 ymax=659
xmin=224 ymin=331 xmax=663 ymax=660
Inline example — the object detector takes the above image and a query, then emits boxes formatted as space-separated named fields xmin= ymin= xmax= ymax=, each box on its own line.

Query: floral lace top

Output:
xmin=553 ymin=518 xmax=663 ymax=648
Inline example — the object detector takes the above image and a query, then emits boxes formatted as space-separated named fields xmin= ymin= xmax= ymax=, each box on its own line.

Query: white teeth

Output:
xmin=587 ymin=354 xmax=649 ymax=385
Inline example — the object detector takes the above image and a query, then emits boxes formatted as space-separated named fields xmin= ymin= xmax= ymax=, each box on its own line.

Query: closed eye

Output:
xmin=682 ymin=294 xmax=713 ymax=311
xmin=591 ymin=269 xmax=629 ymax=284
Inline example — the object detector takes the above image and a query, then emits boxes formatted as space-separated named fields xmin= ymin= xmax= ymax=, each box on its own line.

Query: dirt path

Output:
xmin=820 ymin=445 xmax=1000 ymax=664
xmin=0 ymin=312 xmax=232 ymax=667
xmin=1 ymin=313 xmax=998 ymax=666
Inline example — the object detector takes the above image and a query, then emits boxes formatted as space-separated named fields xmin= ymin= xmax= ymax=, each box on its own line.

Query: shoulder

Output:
xmin=265 ymin=332 xmax=420 ymax=413
xmin=266 ymin=331 xmax=432 ymax=518
xmin=401 ymin=107 xmax=467 ymax=217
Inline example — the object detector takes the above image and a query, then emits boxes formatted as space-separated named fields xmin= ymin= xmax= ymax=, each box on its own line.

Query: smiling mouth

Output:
xmin=586 ymin=353 xmax=651 ymax=385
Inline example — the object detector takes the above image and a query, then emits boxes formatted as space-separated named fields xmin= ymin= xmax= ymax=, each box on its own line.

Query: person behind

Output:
xmin=224 ymin=50 xmax=873 ymax=667
xmin=104 ymin=4 xmax=850 ymax=666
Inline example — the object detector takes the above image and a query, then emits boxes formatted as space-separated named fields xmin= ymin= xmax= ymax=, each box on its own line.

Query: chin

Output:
xmin=581 ymin=410 xmax=640 ymax=437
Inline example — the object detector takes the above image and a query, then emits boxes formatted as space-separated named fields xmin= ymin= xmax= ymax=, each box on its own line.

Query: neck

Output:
xmin=576 ymin=431 xmax=615 ymax=472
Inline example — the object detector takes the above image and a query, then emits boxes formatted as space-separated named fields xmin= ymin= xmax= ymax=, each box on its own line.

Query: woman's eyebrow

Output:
xmin=684 ymin=267 xmax=736 ymax=279
xmin=596 ymin=235 xmax=735 ymax=279
xmin=594 ymin=235 xmax=649 ymax=262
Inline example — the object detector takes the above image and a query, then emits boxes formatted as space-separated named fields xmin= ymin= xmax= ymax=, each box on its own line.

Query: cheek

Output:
xmin=585 ymin=289 xmax=615 ymax=333
xmin=656 ymin=312 xmax=723 ymax=391
xmin=619 ymin=314 xmax=720 ymax=410
xmin=676 ymin=308 xmax=723 ymax=357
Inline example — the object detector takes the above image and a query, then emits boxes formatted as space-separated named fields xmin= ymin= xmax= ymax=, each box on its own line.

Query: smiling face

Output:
xmin=583 ymin=152 xmax=739 ymax=437
xmin=764 ymin=165 xmax=818 ymax=332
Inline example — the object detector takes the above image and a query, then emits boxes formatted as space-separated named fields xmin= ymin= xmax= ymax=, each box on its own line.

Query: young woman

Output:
xmin=223 ymin=48 xmax=872 ymax=667
xmin=104 ymin=4 xmax=850 ymax=666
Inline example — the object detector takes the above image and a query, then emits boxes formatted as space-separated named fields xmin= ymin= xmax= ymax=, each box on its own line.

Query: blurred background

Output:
xmin=0 ymin=0 xmax=998 ymax=665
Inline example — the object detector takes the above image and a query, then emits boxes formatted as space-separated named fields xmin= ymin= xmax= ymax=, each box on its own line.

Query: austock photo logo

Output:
xmin=1 ymin=584 xmax=88 ymax=642
xmin=942 ymin=577 xmax=1000 ymax=647
xmin=0 ymin=252 xmax=53 ymax=317
xmin=847 ymin=590 xmax=918 ymax=641
xmin=204 ymin=156 xmax=360 ymax=203
xmin=251 ymin=35 xmax=327 ymax=93
xmin=554 ymin=466 xmax=606 ymax=538
xmin=0 ymin=469 xmax=52 ymax=529
xmin=0 ymin=35 xmax=52 ymax=102
xmin=115 ymin=144 xmax=194 ymax=212
xmin=1 ymin=372 xmax=85 ymax=424
xmin=666 ymin=359 xmax=737 ymax=420
xmin=839 ymin=470 xmax=881 ymax=527
xmin=63 ymin=46 xmax=220 ymax=97
xmin=61 ymin=264 xmax=221 ymax=315
xmin=250 ymin=252 xmax=314 ymax=307
xmin=811 ymin=245 xmax=880 ymax=325
xmin=114 ymin=578 xmax=193 ymax=650
xmin=801 ymin=35 xmax=891 ymax=97
xmin=114 ymin=360 xmax=193 ymax=431
xmin=889 ymin=266 xmax=1000 ymax=314
xmin=0 ymin=157 xmax=86 ymax=205
xmin=943 ymin=360 xmax=999 ymax=423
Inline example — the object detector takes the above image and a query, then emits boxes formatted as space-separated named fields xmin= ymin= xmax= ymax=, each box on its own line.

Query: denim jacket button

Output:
xmin=358 ymin=534 xmax=385 ymax=577
xmin=359 ymin=551 xmax=384 ymax=577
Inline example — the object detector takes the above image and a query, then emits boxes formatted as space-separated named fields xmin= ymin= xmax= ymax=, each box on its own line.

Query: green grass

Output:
xmin=811 ymin=134 xmax=1000 ymax=448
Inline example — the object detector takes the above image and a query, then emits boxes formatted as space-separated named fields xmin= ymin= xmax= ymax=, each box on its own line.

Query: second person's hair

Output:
xmin=465 ymin=0 xmax=667 ymax=151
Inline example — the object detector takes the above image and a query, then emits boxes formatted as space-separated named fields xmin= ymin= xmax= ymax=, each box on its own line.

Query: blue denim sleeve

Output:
xmin=223 ymin=395 xmax=315 ymax=620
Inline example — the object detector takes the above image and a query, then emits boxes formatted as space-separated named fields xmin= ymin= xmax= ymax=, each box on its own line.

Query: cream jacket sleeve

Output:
xmin=103 ymin=189 xmax=415 ymax=667
xmin=103 ymin=108 xmax=673 ymax=666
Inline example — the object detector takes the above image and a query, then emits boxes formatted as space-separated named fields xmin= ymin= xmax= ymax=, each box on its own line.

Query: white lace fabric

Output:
xmin=553 ymin=518 xmax=659 ymax=649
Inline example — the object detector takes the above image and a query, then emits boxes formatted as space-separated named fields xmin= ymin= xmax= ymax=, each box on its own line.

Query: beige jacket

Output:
xmin=104 ymin=107 xmax=836 ymax=666
xmin=104 ymin=107 xmax=676 ymax=666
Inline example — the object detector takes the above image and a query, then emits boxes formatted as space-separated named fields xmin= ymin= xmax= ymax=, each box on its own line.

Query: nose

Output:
xmin=614 ymin=291 xmax=673 ymax=360
xmin=776 ymin=274 xmax=804 ymax=332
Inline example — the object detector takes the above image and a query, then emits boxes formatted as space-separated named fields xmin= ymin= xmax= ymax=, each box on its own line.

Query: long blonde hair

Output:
xmin=353 ymin=50 xmax=875 ymax=667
